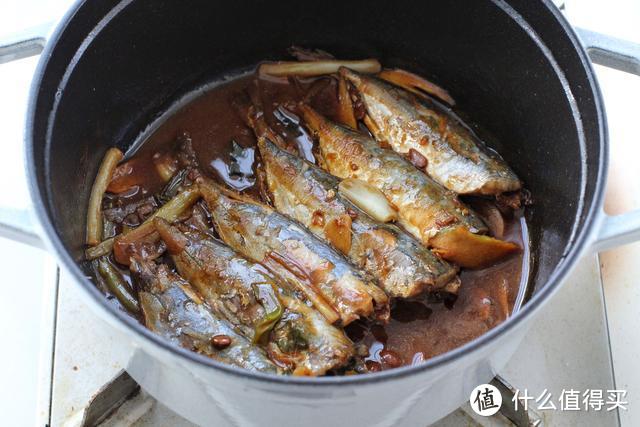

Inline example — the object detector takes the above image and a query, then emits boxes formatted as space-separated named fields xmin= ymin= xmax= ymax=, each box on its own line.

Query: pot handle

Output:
xmin=0 ymin=22 xmax=50 ymax=65
xmin=574 ymin=28 xmax=640 ymax=251
xmin=592 ymin=213 xmax=640 ymax=252
xmin=0 ymin=22 xmax=52 ymax=248
xmin=2 ymin=25 xmax=639 ymax=251
xmin=575 ymin=28 xmax=640 ymax=75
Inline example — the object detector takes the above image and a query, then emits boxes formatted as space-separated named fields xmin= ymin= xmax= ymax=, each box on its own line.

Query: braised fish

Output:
xmin=198 ymin=180 xmax=389 ymax=325
xmin=131 ymin=258 xmax=277 ymax=373
xmin=154 ymin=219 xmax=354 ymax=375
xmin=256 ymin=137 xmax=458 ymax=298
xmin=340 ymin=68 xmax=521 ymax=196
xmin=300 ymin=105 xmax=519 ymax=269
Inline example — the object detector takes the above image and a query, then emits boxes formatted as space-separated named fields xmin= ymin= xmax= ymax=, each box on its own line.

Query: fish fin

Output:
xmin=255 ymin=159 xmax=274 ymax=206
xmin=198 ymin=178 xmax=270 ymax=210
xmin=336 ymin=75 xmax=358 ymax=129
xmin=430 ymin=227 xmax=520 ymax=269
xmin=441 ymin=276 xmax=462 ymax=295
xmin=154 ymin=217 xmax=188 ymax=254
xmin=264 ymin=252 xmax=341 ymax=325
xmin=363 ymin=114 xmax=382 ymax=139
xmin=338 ymin=66 xmax=363 ymax=86
xmin=298 ymin=103 xmax=326 ymax=135
xmin=236 ymin=82 xmax=293 ymax=153
xmin=324 ymin=214 xmax=353 ymax=254
xmin=378 ymin=68 xmax=455 ymax=106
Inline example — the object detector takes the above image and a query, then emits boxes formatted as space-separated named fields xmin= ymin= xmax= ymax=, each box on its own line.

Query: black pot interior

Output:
xmin=30 ymin=0 xmax=602 ymax=308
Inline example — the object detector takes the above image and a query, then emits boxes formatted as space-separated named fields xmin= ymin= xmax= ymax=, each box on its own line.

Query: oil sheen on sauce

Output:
xmin=129 ymin=72 xmax=529 ymax=371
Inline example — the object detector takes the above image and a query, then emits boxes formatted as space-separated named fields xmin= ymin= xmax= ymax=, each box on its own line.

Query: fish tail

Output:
xmin=197 ymin=178 xmax=225 ymax=208
xmin=199 ymin=178 xmax=271 ymax=211
xmin=255 ymin=137 xmax=279 ymax=167
xmin=298 ymin=103 xmax=326 ymax=135
xmin=338 ymin=66 xmax=363 ymax=88
xmin=234 ymin=83 xmax=290 ymax=153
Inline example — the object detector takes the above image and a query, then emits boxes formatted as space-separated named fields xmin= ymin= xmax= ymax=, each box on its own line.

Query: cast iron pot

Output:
xmin=4 ymin=0 xmax=640 ymax=425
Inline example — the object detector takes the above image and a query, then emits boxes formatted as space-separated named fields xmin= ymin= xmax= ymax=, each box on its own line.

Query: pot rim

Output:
xmin=25 ymin=0 xmax=608 ymax=386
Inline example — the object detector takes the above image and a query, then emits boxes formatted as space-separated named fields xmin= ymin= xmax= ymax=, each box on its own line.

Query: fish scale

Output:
xmin=257 ymin=137 xmax=459 ymax=298
xmin=199 ymin=180 xmax=389 ymax=326
xmin=132 ymin=258 xmax=278 ymax=373
xmin=154 ymin=219 xmax=354 ymax=376
xmin=301 ymin=104 xmax=521 ymax=269
xmin=342 ymin=68 xmax=521 ymax=196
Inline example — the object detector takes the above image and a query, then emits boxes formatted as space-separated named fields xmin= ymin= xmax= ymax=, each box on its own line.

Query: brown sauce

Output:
xmin=122 ymin=72 xmax=529 ymax=371
xmin=346 ymin=217 xmax=526 ymax=367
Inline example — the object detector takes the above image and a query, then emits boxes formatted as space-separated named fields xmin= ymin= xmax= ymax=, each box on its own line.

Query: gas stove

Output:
xmin=46 ymin=256 xmax=617 ymax=427
xmin=1 ymin=1 xmax=637 ymax=426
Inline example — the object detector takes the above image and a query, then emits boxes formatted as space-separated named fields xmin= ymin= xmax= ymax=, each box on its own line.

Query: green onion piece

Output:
xmin=252 ymin=283 xmax=283 ymax=343
xmin=94 ymin=257 xmax=140 ymax=313
xmin=85 ymin=238 xmax=115 ymax=260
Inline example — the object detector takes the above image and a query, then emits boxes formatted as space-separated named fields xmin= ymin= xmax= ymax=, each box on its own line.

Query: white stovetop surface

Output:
xmin=1 ymin=1 xmax=639 ymax=426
